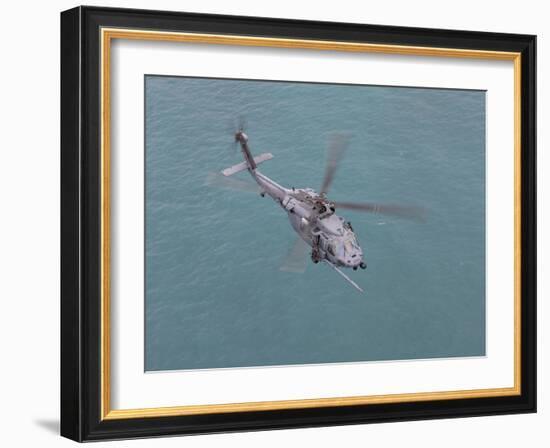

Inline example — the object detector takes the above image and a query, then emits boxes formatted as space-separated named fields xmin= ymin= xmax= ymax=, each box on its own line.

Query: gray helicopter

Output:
xmin=215 ymin=126 xmax=423 ymax=293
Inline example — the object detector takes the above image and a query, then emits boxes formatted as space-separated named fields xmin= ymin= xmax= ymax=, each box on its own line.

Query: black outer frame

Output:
xmin=60 ymin=5 xmax=536 ymax=442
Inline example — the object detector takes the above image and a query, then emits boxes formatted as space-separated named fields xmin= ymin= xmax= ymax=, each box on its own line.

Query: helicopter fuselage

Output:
xmin=236 ymin=132 xmax=365 ymax=270
xmin=284 ymin=190 xmax=364 ymax=269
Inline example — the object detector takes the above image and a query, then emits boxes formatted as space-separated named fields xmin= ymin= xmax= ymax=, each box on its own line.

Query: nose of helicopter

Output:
xmin=343 ymin=253 xmax=361 ymax=267
xmin=341 ymin=251 xmax=366 ymax=270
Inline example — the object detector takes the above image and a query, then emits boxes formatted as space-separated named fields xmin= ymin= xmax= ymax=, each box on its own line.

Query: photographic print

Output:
xmin=144 ymin=75 xmax=486 ymax=372
xmin=61 ymin=8 xmax=536 ymax=440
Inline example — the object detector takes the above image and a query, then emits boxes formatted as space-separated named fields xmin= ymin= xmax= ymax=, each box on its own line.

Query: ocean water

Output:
xmin=144 ymin=75 xmax=486 ymax=371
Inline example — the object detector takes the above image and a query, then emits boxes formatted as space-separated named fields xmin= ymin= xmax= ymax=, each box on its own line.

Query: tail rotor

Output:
xmin=227 ymin=116 xmax=248 ymax=152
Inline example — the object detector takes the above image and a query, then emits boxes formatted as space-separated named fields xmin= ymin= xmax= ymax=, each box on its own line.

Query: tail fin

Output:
xmin=222 ymin=153 xmax=273 ymax=177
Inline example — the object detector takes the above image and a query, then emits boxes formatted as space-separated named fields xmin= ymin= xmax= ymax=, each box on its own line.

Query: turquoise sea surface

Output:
xmin=145 ymin=75 xmax=486 ymax=371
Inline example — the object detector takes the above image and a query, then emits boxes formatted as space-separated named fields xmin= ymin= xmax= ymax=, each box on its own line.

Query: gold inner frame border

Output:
xmin=99 ymin=27 xmax=522 ymax=420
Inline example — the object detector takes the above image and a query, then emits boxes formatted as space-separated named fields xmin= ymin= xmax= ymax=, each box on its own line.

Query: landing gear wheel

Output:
xmin=359 ymin=262 xmax=367 ymax=270
xmin=311 ymin=236 xmax=322 ymax=264
xmin=311 ymin=247 xmax=321 ymax=264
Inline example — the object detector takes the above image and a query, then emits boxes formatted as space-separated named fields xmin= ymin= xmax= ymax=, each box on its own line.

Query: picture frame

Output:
xmin=60 ymin=5 xmax=536 ymax=442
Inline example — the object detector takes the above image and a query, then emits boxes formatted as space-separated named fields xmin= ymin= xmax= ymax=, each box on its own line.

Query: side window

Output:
xmin=327 ymin=243 xmax=335 ymax=256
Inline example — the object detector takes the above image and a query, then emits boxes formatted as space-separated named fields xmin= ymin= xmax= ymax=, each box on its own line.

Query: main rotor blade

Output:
xmin=335 ymin=201 xmax=426 ymax=221
xmin=206 ymin=172 xmax=260 ymax=194
xmin=320 ymin=134 xmax=350 ymax=195
xmin=279 ymin=237 xmax=310 ymax=273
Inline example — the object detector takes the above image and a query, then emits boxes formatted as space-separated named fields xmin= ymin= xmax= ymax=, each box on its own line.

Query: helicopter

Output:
xmin=215 ymin=125 xmax=424 ymax=293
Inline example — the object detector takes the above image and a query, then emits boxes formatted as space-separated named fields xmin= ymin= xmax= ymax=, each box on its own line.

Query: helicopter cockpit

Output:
xmin=326 ymin=232 xmax=364 ymax=269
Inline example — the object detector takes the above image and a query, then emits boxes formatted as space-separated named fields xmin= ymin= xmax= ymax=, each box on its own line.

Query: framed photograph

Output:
xmin=60 ymin=6 xmax=536 ymax=442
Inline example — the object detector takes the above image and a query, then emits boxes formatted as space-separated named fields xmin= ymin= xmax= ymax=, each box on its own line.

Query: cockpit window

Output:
xmin=344 ymin=240 xmax=354 ymax=254
xmin=327 ymin=235 xmax=358 ymax=259
xmin=343 ymin=235 xmax=359 ymax=255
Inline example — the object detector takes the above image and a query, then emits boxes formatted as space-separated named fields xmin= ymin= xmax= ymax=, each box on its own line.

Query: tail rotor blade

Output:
xmin=238 ymin=115 xmax=247 ymax=132
xmin=227 ymin=117 xmax=247 ymax=152
xmin=226 ymin=119 xmax=239 ymax=151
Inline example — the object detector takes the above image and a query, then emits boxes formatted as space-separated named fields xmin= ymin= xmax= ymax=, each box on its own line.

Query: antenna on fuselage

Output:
xmin=323 ymin=259 xmax=364 ymax=293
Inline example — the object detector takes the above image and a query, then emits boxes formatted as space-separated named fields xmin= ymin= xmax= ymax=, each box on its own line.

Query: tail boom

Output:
xmin=228 ymin=129 xmax=287 ymax=202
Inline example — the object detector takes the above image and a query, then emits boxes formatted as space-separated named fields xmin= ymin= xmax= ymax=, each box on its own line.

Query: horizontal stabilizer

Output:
xmin=222 ymin=152 xmax=273 ymax=176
